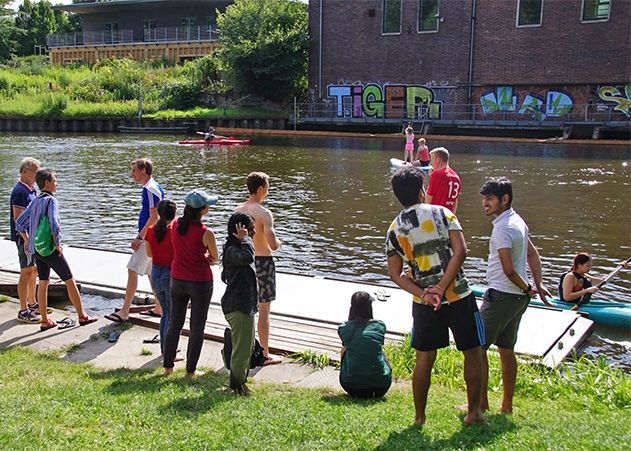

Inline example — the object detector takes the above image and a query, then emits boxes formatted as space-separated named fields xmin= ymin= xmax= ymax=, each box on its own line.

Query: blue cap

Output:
xmin=184 ymin=189 xmax=218 ymax=208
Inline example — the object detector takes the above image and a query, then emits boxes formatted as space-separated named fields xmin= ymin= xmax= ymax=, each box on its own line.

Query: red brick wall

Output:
xmin=472 ymin=0 xmax=631 ymax=85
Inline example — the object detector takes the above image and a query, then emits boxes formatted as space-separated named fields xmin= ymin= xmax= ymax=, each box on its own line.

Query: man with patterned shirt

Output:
xmin=386 ymin=165 xmax=485 ymax=426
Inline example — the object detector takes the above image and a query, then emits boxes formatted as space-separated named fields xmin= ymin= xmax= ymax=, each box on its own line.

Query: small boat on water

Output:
xmin=118 ymin=126 xmax=191 ymax=134
xmin=389 ymin=158 xmax=431 ymax=170
xmin=179 ymin=138 xmax=250 ymax=146
xmin=470 ymin=285 xmax=630 ymax=329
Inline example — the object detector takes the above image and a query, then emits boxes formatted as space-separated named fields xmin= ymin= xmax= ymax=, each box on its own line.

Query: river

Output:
xmin=1 ymin=133 xmax=629 ymax=363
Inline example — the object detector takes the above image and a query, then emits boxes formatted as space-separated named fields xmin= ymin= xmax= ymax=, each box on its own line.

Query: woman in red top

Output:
xmin=163 ymin=190 xmax=219 ymax=378
xmin=145 ymin=199 xmax=176 ymax=355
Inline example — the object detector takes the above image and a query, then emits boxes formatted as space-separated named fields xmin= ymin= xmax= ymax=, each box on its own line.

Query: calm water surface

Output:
xmin=1 ymin=133 xmax=629 ymax=301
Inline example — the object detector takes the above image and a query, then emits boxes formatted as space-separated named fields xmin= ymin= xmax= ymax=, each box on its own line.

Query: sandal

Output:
xmin=57 ymin=317 xmax=76 ymax=330
xmin=40 ymin=319 xmax=57 ymax=331
xmin=78 ymin=315 xmax=98 ymax=326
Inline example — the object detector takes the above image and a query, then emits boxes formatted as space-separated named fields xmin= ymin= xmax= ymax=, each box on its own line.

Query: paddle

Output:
xmin=571 ymin=257 xmax=630 ymax=310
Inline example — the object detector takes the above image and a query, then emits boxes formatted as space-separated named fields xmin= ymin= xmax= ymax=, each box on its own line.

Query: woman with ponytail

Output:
xmin=163 ymin=190 xmax=219 ymax=378
xmin=559 ymin=253 xmax=601 ymax=303
xmin=145 ymin=199 xmax=177 ymax=355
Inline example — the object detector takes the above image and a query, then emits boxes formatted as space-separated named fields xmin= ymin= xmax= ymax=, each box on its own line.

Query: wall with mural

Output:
xmin=321 ymin=83 xmax=631 ymax=122
xmin=326 ymin=84 xmax=445 ymax=120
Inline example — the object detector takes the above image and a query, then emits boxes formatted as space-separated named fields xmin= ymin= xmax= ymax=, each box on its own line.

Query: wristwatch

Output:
xmin=522 ymin=283 xmax=533 ymax=295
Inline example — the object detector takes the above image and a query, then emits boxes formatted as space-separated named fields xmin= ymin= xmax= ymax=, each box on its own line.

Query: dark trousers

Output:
xmin=163 ymin=278 xmax=213 ymax=373
xmin=340 ymin=381 xmax=391 ymax=399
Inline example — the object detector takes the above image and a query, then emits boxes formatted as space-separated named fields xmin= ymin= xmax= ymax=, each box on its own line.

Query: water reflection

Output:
xmin=0 ymin=133 xmax=629 ymax=304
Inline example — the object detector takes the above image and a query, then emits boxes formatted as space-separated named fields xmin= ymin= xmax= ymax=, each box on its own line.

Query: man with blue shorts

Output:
xmin=386 ymin=165 xmax=485 ymax=426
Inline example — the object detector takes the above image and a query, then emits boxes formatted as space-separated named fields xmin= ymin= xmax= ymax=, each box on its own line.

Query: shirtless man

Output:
xmin=235 ymin=172 xmax=282 ymax=365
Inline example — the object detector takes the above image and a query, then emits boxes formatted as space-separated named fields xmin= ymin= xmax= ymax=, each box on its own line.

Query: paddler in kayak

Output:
xmin=559 ymin=253 xmax=628 ymax=304
xmin=197 ymin=126 xmax=226 ymax=142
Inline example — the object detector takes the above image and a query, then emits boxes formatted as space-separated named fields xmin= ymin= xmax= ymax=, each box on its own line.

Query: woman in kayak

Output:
xmin=559 ymin=253 xmax=602 ymax=304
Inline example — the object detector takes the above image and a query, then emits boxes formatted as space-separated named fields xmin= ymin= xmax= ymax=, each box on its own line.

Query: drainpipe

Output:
xmin=318 ymin=0 xmax=323 ymax=99
xmin=467 ymin=0 xmax=477 ymax=108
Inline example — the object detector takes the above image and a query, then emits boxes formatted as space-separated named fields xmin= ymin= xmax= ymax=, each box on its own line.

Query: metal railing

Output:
xmin=46 ymin=26 xmax=217 ymax=48
xmin=295 ymin=102 xmax=630 ymax=124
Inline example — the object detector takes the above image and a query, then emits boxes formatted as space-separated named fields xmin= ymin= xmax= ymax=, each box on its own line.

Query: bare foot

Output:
xmin=464 ymin=411 xmax=486 ymax=425
xmin=164 ymin=367 xmax=173 ymax=377
xmin=263 ymin=354 xmax=283 ymax=366
xmin=173 ymin=355 xmax=184 ymax=363
xmin=413 ymin=415 xmax=426 ymax=426
xmin=500 ymin=405 xmax=513 ymax=414
xmin=185 ymin=370 xmax=205 ymax=379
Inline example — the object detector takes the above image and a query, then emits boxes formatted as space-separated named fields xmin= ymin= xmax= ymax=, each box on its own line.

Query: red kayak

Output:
xmin=179 ymin=137 xmax=250 ymax=146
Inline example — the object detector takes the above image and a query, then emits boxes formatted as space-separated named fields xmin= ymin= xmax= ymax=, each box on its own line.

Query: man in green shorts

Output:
xmin=479 ymin=177 xmax=551 ymax=414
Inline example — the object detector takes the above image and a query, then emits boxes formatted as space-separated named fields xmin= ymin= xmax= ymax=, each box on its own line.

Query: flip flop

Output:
xmin=374 ymin=289 xmax=390 ymax=302
xmin=57 ymin=317 xmax=76 ymax=330
xmin=143 ymin=334 xmax=160 ymax=344
xmin=108 ymin=330 xmax=122 ymax=343
xmin=105 ymin=312 xmax=128 ymax=323
xmin=140 ymin=310 xmax=161 ymax=318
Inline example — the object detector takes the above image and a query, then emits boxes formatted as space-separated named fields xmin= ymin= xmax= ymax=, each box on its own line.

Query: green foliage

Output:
xmin=92 ymin=59 xmax=144 ymax=101
xmin=159 ymin=78 xmax=200 ymax=110
xmin=384 ymin=336 xmax=631 ymax=411
xmin=289 ymin=350 xmax=339 ymax=369
xmin=38 ymin=92 xmax=67 ymax=117
xmin=217 ymin=0 xmax=309 ymax=102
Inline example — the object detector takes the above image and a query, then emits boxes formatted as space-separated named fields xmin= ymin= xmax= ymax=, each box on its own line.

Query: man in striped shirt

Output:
xmin=106 ymin=158 xmax=164 ymax=323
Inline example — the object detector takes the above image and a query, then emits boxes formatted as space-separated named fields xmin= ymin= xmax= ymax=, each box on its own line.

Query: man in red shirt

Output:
xmin=426 ymin=147 xmax=461 ymax=213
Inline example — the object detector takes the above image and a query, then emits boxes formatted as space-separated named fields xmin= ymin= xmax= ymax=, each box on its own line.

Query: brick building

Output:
xmin=307 ymin=0 xmax=631 ymax=133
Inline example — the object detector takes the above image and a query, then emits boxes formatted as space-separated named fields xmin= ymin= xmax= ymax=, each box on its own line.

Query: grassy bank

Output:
xmin=0 ymin=57 xmax=286 ymax=119
xmin=0 ymin=346 xmax=628 ymax=450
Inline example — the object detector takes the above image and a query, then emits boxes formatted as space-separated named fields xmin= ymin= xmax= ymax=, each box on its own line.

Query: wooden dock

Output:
xmin=0 ymin=239 xmax=593 ymax=366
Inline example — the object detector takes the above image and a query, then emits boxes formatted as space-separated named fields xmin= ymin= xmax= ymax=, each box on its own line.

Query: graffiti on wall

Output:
xmin=479 ymin=86 xmax=573 ymax=121
xmin=327 ymin=84 xmax=443 ymax=119
xmin=598 ymin=84 xmax=631 ymax=117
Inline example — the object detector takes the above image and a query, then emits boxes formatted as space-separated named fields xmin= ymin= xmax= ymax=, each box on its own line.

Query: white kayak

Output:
xmin=389 ymin=158 xmax=432 ymax=170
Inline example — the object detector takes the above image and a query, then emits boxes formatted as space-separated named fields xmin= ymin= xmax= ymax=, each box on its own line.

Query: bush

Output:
xmin=38 ymin=92 xmax=68 ymax=117
xmin=159 ymin=79 xmax=201 ymax=110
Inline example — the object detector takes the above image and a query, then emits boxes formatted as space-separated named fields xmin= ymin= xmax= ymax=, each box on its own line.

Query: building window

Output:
xmin=142 ymin=20 xmax=156 ymax=42
xmin=517 ymin=0 xmax=543 ymax=27
xmin=582 ymin=0 xmax=610 ymax=21
xmin=418 ymin=0 xmax=439 ymax=32
xmin=383 ymin=0 xmax=401 ymax=34
xmin=105 ymin=22 xmax=119 ymax=44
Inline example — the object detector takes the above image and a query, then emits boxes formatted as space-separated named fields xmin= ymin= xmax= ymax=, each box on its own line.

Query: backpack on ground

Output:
xmin=222 ymin=327 xmax=267 ymax=370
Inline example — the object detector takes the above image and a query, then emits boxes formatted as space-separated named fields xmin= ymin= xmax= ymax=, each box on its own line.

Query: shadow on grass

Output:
xmin=87 ymin=366 xmax=234 ymax=417
xmin=375 ymin=413 xmax=517 ymax=450
xmin=320 ymin=393 xmax=388 ymax=406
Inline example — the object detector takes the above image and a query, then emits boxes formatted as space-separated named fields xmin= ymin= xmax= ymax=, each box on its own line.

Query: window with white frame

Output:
xmin=418 ymin=0 xmax=439 ymax=32
xmin=383 ymin=0 xmax=402 ymax=34
xmin=517 ymin=0 xmax=543 ymax=27
xmin=582 ymin=0 xmax=610 ymax=21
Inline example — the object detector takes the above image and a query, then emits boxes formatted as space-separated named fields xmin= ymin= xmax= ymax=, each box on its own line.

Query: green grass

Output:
xmin=384 ymin=335 xmax=631 ymax=411
xmin=289 ymin=350 xmax=339 ymax=369
xmin=0 ymin=346 xmax=628 ymax=450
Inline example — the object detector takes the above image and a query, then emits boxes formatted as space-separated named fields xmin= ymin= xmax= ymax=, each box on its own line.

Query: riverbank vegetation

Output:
xmin=0 ymin=0 xmax=309 ymax=120
xmin=0 ymin=346 xmax=628 ymax=449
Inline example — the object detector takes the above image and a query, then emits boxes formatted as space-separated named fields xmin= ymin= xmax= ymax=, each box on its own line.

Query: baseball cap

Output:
xmin=184 ymin=189 xmax=218 ymax=208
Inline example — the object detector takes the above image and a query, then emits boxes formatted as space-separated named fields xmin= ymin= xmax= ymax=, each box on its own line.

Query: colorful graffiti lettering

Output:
xmin=598 ymin=84 xmax=631 ymax=117
xmin=327 ymin=84 xmax=442 ymax=119
xmin=479 ymin=86 xmax=573 ymax=120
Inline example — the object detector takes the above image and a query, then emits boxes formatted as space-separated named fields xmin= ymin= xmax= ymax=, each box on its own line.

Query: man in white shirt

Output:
xmin=479 ymin=177 xmax=551 ymax=414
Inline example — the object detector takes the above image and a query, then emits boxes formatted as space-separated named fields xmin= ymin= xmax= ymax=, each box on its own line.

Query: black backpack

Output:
xmin=221 ymin=327 xmax=267 ymax=370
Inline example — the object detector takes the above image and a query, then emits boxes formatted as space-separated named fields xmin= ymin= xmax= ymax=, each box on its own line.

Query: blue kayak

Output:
xmin=470 ymin=285 xmax=630 ymax=329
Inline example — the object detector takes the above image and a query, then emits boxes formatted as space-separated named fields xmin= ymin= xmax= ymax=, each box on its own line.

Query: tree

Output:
xmin=217 ymin=0 xmax=309 ymax=103
xmin=14 ymin=0 xmax=78 ymax=56
xmin=0 ymin=0 xmax=18 ymax=62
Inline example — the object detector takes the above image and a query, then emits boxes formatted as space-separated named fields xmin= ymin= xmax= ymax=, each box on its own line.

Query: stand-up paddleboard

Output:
xmin=179 ymin=138 xmax=250 ymax=146
xmin=390 ymin=158 xmax=431 ymax=170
